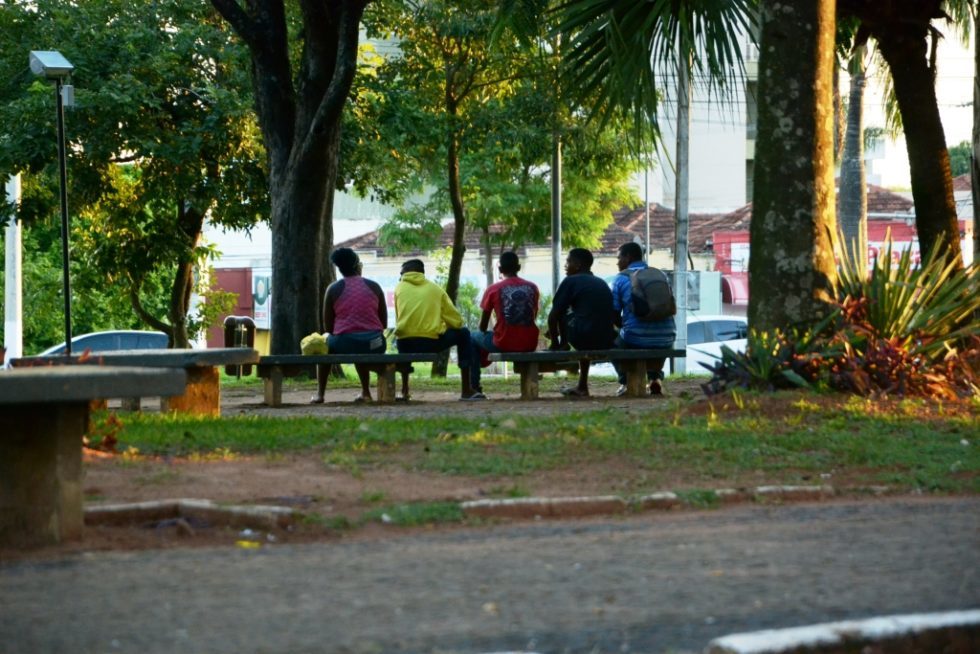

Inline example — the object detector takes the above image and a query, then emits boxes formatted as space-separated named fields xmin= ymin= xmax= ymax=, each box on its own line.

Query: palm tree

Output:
xmin=838 ymin=0 xmax=976 ymax=268
xmin=748 ymin=1 xmax=839 ymax=332
xmin=838 ymin=45 xmax=869 ymax=271
xmin=533 ymin=0 xmax=839 ymax=332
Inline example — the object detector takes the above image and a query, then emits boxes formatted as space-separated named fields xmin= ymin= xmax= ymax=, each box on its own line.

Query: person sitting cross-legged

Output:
xmin=546 ymin=247 xmax=616 ymax=398
xmin=611 ymin=242 xmax=676 ymax=396
xmin=473 ymin=251 xmax=540 ymax=366
xmin=313 ymin=247 xmax=388 ymax=404
xmin=394 ymin=259 xmax=485 ymax=401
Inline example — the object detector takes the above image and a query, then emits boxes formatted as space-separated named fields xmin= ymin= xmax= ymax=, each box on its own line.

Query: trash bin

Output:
xmin=223 ymin=316 xmax=256 ymax=376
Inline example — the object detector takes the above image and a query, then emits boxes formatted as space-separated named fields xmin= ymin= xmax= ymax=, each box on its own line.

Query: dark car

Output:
xmin=38 ymin=330 xmax=168 ymax=356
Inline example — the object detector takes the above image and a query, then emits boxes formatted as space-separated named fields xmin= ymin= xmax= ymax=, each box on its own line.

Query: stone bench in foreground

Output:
xmin=12 ymin=348 xmax=257 ymax=416
xmin=0 ymin=366 xmax=187 ymax=548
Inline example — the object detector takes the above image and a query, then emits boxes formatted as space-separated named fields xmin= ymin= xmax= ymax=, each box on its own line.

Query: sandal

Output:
xmin=395 ymin=395 xmax=411 ymax=402
xmin=309 ymin=395 xmax=325 ymax=405
xmin=352 ymin=395 xmax=372 ymax=404
xmin=560 ymin=387 xmax=589 ymax=398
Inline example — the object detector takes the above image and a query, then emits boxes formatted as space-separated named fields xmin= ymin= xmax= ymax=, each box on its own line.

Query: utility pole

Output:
xmin=551 ymin=134 xmax=562 ymax=294
xmin=4 ymin=175 xmax=23 ymax=364
xmin=673 ymin=52 xmax=691 ymax=374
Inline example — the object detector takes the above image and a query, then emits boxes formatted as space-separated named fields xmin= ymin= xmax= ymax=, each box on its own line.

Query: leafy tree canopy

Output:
xmin=948 ymin=140 xmax=971 ymax=177
xmin=346 ymin=0 xmax=644 ymax=258
xmin=0 ymin=0 xmax=267 ymax=346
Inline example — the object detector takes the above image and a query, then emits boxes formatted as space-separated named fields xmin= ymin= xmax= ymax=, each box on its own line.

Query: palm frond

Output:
xmin=553 ymin=0 xmax=757 ymax=151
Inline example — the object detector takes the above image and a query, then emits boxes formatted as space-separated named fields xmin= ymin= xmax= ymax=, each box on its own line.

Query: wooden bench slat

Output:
xmin=488 ymin=349 xmax=685 ymax=363
xmin=489 ymin=348 xmax=686 ymax=400
xmin=257 ymin=353 xmax=443 ymax=406
xmin=258 ymin=353 xmax=440 ymax=366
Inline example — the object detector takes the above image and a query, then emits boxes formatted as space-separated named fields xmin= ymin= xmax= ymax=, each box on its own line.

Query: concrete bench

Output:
xmin=488 ymin=348 xmax=686 ymax=399
xmin=257 ymin=353 xmax=441 ymax=406
xmin=11 ymin=348 xmax=258 ymax=416
xmin=0 ymin=366 xmax=187 ymax=548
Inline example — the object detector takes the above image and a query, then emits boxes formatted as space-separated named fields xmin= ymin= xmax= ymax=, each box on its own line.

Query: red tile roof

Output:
xmin=337 ymin=184 xmax=922 ymax=257
xmin=953 ymin=174 xmax=971 ymax=192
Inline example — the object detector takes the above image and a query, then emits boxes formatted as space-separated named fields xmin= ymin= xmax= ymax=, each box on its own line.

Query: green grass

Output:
xmin=360 ymin=502 xmax=464 ymax=527
xmin=94 ymin=390 xmax=980 ymax=494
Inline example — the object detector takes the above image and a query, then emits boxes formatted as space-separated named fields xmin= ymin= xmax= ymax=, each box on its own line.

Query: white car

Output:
xmin=669 ymin=315 xmax=747 ymax=375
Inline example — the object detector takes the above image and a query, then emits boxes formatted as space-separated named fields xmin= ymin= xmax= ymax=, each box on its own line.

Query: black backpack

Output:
xmin=623 ymin=267 xmax=676 ymax=321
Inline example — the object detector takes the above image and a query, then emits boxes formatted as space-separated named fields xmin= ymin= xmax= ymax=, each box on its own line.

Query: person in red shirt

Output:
xmin=474 ymin=252 xmax=540 ymax=365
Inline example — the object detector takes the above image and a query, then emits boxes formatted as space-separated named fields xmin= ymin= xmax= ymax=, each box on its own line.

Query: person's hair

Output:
xmin=401 ymin=258 xmax=425 ymax=274
xmin=568 ymin=247 xmax=593 ymax=269
xmin=618 ymin=242 xmax=643 ymax=262
xmin=330 ymin=247 xmax=360 ymax=276
xmin=498 ymin=251 xmax=520 ymax=275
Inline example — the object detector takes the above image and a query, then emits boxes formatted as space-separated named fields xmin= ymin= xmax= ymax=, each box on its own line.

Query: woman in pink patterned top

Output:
xmin=313 ymin=248 xmax=387 ymax=404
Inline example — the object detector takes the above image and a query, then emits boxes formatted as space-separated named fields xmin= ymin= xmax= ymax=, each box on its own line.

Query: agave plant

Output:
xmin=700 ymin=324 xmax=834 ymax=395
xmin=835 ymin=239 xmax=980 ymax=364
xmin=704 ymin=239 xmax=980 ymax=398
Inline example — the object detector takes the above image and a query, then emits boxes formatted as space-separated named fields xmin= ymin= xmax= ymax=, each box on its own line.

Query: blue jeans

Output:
xmin=613 ymin=334 xmax=670 ymax=384
xmin=472 ymin=330 xmax=499 ymax=354
xmin=396 ymin=328 xmax=482 ymax=390
xmin=328 ymin=331 xmax=386 ymax=354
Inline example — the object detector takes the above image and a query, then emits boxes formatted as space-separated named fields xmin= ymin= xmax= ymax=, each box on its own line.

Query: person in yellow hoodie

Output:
xmin=394 ymin=259 xmax=486 ymax=401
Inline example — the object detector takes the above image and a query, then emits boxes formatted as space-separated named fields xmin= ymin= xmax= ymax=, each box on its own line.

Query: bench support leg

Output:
xmin=376 ymin=364 xmax=396 ymax=404
xmin=625 ymin=360 xmax=648 ymax=398
xmin=0 ymin=403 xmax=85 ymax=547
xmin=516 ymin=362 xmax=540 ymax=400
xmin=263 ymin=368 xmax=284 ymax=407
xmin=162 ymin=366 xmax=221 ymax=416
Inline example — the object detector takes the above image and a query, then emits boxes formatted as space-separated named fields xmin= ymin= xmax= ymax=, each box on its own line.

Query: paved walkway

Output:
xmin=2 ymin=497 xmax=977 ymax=653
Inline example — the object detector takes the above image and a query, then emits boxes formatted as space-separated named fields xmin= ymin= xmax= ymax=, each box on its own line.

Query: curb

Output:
xmin=462 ymin=485 xmax=879 ymax=520
xmin=85 ymin=499 xmax=297 ymax=530
xmin=705 ymin=610 xmax=980 ymax=653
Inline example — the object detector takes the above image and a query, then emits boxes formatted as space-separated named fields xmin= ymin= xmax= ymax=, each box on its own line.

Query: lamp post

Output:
xmin=30 ymin=50 xmax=75 ymax=355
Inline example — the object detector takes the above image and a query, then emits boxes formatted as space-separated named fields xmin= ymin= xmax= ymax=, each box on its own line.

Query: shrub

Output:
xmin=704 ymin=241 xmax=980 ymax=399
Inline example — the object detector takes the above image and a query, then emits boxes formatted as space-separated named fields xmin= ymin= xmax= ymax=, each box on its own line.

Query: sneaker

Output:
xmin=460 ymin=392 xmax=488 ymax=401
xmin=649 ymin=380 xmax=663 ymax=396
xmin=615 ymin=385 xmax=628 ymax=397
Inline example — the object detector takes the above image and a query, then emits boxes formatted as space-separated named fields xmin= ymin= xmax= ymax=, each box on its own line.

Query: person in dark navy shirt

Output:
xmin=546 ymin=248 xmax=616 ymax=398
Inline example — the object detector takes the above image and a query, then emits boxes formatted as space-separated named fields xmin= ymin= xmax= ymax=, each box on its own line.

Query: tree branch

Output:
xmin=210 ymin=0 xmax=261 ymax=49
xmin=297 ymin=0 xmax=368 ymax=166
xmin=129 ymin=283 xmax=172 ymax=334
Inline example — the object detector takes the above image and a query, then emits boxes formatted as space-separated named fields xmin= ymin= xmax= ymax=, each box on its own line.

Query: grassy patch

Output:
xmin=676 ymin=489 xmax=721 ymax=509
xmin=360 ymin=502 xmax=464 ymax=527
xmin=99 ymin=391 xmax=980 ymax=494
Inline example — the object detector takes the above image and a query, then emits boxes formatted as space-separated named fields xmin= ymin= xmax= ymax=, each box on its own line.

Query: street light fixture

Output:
xmin=30 ymin=50 xmax=75 ymax=355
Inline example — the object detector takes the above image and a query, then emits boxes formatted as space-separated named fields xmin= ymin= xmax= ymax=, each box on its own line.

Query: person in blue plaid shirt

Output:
xmin=611 ymin=242 xmax=676 ymax=396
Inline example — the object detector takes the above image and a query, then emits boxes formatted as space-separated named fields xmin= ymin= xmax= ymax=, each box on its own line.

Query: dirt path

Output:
xmin=3 ymin=497 xmax=977 ymax=654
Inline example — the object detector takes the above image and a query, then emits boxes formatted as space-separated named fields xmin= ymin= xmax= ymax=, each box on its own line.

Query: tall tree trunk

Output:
xmin=839 ymin=47 xmax=868 ymax=271
xmin=483 ymin=226 xmax=494 ymax=288
xmin=167 ymin=203 xmax=207 ymax=349
xmin=749 ymin=0 xmax=838 ymax=334
xmin=876 ymin=27 xmax=962 ymax=267
xmin=211 ymin=0 xmax=368 ymax=354
xmin=270 ymin=167 xmax=326 ymax=354
xmin=445 ymin=111 xmax=466 ymax=306
xmin=433 ymin=99 xmax=466 ymax=378
xmin=973 ymin=10 xmax=979 ymax=268
xmin=317 ymin=124 xmax=342 ymax=319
